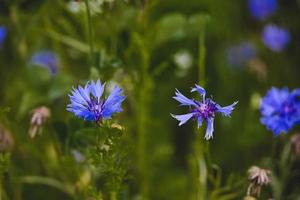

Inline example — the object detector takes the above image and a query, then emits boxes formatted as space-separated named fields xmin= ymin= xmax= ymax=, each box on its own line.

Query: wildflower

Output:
xmin=248 ymin=0 xmax=277 ymax=21
xmin=0 ymin=26 xmax=7 ymax=48
xmin=171 ymin=85 xmax=238 ymax=140
xmin=29 ymin=51 xmax=59 ymax=75
xmin=29 ymin=106 xmax=51 ymax=138
xmin=247 ymin=166 xmax=271 ymax=197
xmin=260 ymin=87 xmax=300 ymax=136
xmin=262 ymin=24 xmax=290 ymax=52
xmin=67 ymin=80 xmax=125 ymax=122
xmin=290 ymin=134 xmax=300 ymax=156
xmin=226 ymin=42 xmax=256 ymax=68
xmin=0 ymin=127 xmax=14 ymax=152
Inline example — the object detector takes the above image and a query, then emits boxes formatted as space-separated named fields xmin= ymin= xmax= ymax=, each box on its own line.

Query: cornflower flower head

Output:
xmin=67 ymin=80 xmax=125 ymax=122
xmin=262 ymin=24 xmax=290 ymax=52
xmin=248 ymin=0 xmax=277 ymax=21
xmin=0 ymin=26 xmax=7 ymax=48
xmin=171 ymin=85 xmax=238 ymax=140
xmin=260 ymin=87 xmax=300 ymax=136
xmin=29 ymin=51 xmax=59 ymax=75
xmin=226 ymin=42 xmax=256 ymax=68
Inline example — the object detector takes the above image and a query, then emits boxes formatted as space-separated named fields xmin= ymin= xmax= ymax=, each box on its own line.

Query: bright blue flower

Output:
xmin=29 ymin=51 xmax=59 ymax=75
xmin=0 ymin=26 xmax=7 ymax=47
xmin=248 ymin=0 xmax=277 ymax=20
xmin=67 ymin=80 xmax=125 ymax=122
xmin=226 ymin=42 xmax=256 ymax=68
xmin=171 ymin=85 xmax=238 ymax=140
xmin=260 ymin=87 xmax=300 ymax=136
xmin=262 ymin=24 xmax=290 ymax=52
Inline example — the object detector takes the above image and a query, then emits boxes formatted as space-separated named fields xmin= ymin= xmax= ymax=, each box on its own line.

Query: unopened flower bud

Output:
xmin=0 ymin=127 xmax=14 ymax=152
xmin=29 ymin=106 xmax=50 ymax=138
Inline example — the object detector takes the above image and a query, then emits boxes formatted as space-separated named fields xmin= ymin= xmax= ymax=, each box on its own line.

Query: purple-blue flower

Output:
xmin=67 ymin=80 xmax=125 ymax=122
xmin=262 ymin=24 xmax=290 ymax=52
xmin=226 ymin=42 xmax=256 ymax=68
xmin=29 ymin=51 xmax=59 ymax=75
xmin=0 ymin=26 xmax=7 ymax=47
xmin=260 ymin=87 xmax=300 ymax=136
xmin=248 ymin=0 xmax=277 ymax=21
xmin=171 ymin=85 xmax=238 ymax=140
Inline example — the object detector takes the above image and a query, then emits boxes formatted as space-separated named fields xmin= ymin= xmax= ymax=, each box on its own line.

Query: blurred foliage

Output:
xmin=0 ymin=0 xmax=300 ymax=199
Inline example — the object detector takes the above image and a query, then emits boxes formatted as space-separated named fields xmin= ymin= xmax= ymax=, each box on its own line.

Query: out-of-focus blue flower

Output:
xmin=226 ymin=42 xmax=256 ymax=68
xmin=262 ymin=24 xmax=290 ymax=52
xmin=67 ymin=80 xmax=125 ymax=122
xmin=171 ymin=85 xmax=238 ymax=140
xmin=260 ymin=87 xmax=300 ymax=136
xmin=29 ymin=51 xmax=59 ymax=75
xmin=248 ymin=0 xmax=277 ymax=20
xmin=0 ymin=26 xmax=7 ymax=47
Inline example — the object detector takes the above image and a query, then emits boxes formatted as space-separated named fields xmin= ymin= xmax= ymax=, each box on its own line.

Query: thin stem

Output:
xmin=110 ymin=191 xmax=117 ymax=200
xmin=193 ymin=17 xmax=208 ymax=200
xmin=198 ymin=23 xmax=206 ymax=87
xmin=84 ymin=0 xmax=94 ymax=67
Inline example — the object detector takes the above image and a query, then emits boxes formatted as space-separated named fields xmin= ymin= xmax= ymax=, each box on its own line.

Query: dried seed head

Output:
xmin=0 ymin=127 xmax=14 ymax=152
xmin=248 ymin=166 xmax=270 ymax=186
xmin=291 ymin=134 xmax=300 ymax=156
xmin=247 ymin=166 xmax=271 ymax=197
xmin=29 ymin=106 xmax=51 ymax=138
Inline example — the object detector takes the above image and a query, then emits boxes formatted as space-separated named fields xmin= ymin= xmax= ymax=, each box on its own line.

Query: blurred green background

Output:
xmin=1 ymin=0 xmax=300 ymax=199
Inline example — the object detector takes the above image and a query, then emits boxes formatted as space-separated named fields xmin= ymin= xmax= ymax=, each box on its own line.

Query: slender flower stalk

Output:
xmin=84 ymin=0 xmax=95 ymax=66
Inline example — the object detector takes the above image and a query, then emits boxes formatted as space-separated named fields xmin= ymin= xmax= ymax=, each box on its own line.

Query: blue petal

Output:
xmin=191 ymin=84 xmax=206 ymax=99
xmin=89 ymin=80 xmax=105 ymax=100
xmin=102 ymin=86 xmax=125 ymax=119
xmin=260 ymin=116 xmax=290 ymax=136
xmin=216 ymin=101 xmax=238 ymax=117
xmin=67 ymin=107 xmax=95 ymax=121
xmin=69 ymin=88 xmax=89 ymax=106
xmin=260 ymin=87 xmax=289 ymax=116
xmin=0 ymin=26 xmax=7 ymax=45
xmin=291 ymin=89 xmax=300 ymax=99
xmin=204 ymin=118 xmax=214 ymax=140
xmin=78 ymin=85 xmax=91 ymax=103
xmin=171 ymin=113 xmax=194 ymax=126
xmin=197 ymin=116 xmax=203 ymax=128
xmin=173 ymin=89 xmax=197 ymax=107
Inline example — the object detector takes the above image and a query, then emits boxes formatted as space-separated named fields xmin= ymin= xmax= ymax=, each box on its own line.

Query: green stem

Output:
xmin=109 ymin=191 xmax=117 ymax=200
xmin=137 ymin=41 xmax=150 ymax=200
xmin=198 ymin=24 xmax=206 ymax=87
xmin=193 ymin=18 xmax=208 ymax=200
xmin=84 ymin=0 xmax=94 ymax=67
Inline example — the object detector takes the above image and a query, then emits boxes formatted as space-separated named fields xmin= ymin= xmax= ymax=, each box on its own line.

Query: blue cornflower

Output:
xmin=248 ymin=0 xmax=277 ymax=21
xmin=29 ymin=51 xmax=59 ymax=75
xmin=171 ymin=85 xmax=238 ymax=140
xmin=67 ymin=80 xmax=125 ymax=122
xmin=260 ymin=87 xmax=300 ymax=136
xmin=262 ymin=24 xmax=290 ymax=52
xmin=0 ymin=26 xmax=7 ymax=47
xmin=226 ymin=42 xmax=256 ymax=68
